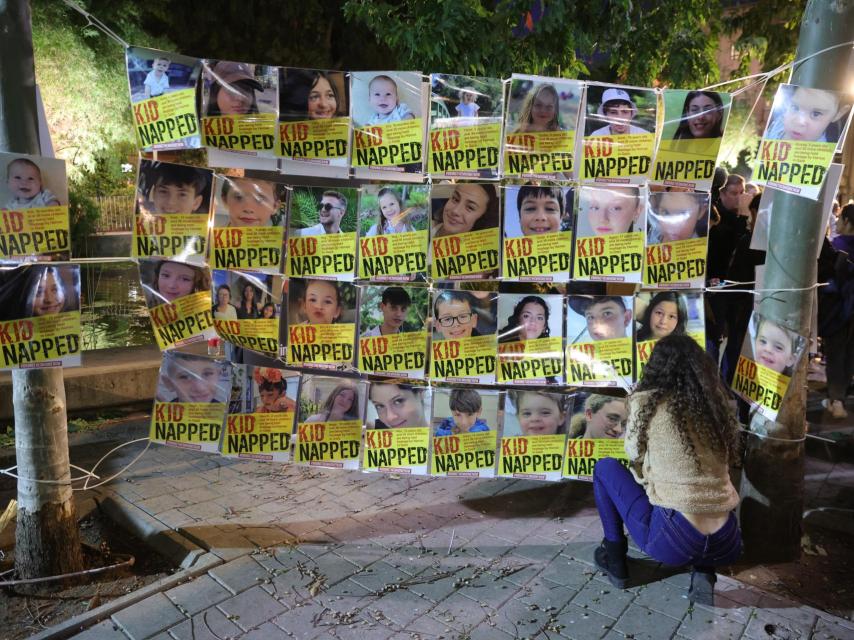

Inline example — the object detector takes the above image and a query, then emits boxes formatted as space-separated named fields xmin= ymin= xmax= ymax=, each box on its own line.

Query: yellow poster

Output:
xmin=362 ymin=427 xmax=430 ymax=474
xmin=212 ymin=226 xmax=282 ymax=271
xmin=732 ymin=356 xmax=791 ymax=421
xmin=0 ymin=311 xmax=81 ymax=370
xmin=653 ymin=139 xmax=719 ymax=190
xmin=133 ymin=213 xmax=208 ymax=260
xmin=360 ymin=230 xmax=428 ymax=280
xmin=352 ymin=119 xmax=423 ymax=168
xmin=644 ymin=238 xmax=707 ymax=289
xmin=431 ymin=228 xmax=500 ymax=280
xmin=149 ymin=401 xmax=225 ymax=453
xmin=287 ymin=323 xmax=354 ymax=368
xmin=582 ymin=133 xmax=655 ymax=183
xmin=566 ymin=337 xmax=633 ymax=387
xmin=431 ymin=334 xmax=496 ymax=384
xmin=563 ymin=438 xmax=629 ymax=480
xmin=503 ymin=231 xmax=572 ymax=281
xmin=150 ymin=291 xmax=214 ymax=350
xmin=0 ymin=206 xmax=70 ymax=261
xmin=573 ymin=231 xmax=643 ymax=282
xmin=428 ymin=123 xmax=501 ymax=178
xmin=133 ymin=89 xmax=198 ymax=149
xmin=215 ymin=318 xmax=278 ymax=355
xmin=498 ymin=434 xmax=566 ymax=481
xmin=202 ymin=113 xmax=277 ymax=153
xmin=504 ymin=130 xmax=575 ymax=179
xmin=358 ymin=331 xmax=427 ymax=378
xmin=754 ymin=139 xmax=835 ymax=200
xmin=431 ymin=430 xmax=497 ymax=477
xmin=220 ymin=412 xmax=293 ymax=461
xmin=278 ymin=117 xmax=350 ymax=160
xmin=294 ymin=420 xmax=362 ymax=469
xmin=287 ymin=232 xmax=357 ymax=278
xmin=497 ymin=337 xmax=564 ymax=384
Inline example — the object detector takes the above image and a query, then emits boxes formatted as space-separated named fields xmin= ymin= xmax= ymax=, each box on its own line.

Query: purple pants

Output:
xmin=593 ymin=457 xmax=742 ymax=569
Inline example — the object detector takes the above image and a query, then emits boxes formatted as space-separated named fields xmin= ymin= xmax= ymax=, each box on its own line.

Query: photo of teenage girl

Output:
xmin=635 ymin=292 xmax=688 ymax=342
xmin=279 ymin=69 xmax=347 ymax=121
xmin=498 ymin=295 xmax=552 ymax=343
xmin=578 ymin=186 xmax=642 ymax=237
xmin=304 ymin=381 xmax=362 ymax=423
xmin=368 ymin=382 xmax=428 ymax=429
xmin=0 ymin=264 xmax=80 ymax=321
xmin=141 ymin=259 xmax=210 ymax=308
xmin=647 ymin=190 xmax=709 ymax=244
xmin=671 ymin=91 xmax=725 ymax=140
xmin=156 ymin=352 xmax=230 ymax=404
xmin=431 ymin=183 xmax=500 ymax=238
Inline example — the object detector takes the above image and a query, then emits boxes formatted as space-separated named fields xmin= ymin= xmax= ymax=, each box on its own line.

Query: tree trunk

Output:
xmin=0 ymin=0 xmax=84 ymax=580
xmin=738 ymin=0 xmax=854 ymax=562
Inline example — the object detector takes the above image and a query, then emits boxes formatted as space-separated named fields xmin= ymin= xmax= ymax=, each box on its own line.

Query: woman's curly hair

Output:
xmin=633 ymin=334 xmax=740 ymax=469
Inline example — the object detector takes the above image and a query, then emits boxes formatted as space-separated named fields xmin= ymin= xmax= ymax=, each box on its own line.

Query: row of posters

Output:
xmin=151 ymin=355 xmax=629 ymax=481
xmin=127 ymin=47 xmax=853 ymax=199
xmin=133 ymin=162 xmax=711 ymax=287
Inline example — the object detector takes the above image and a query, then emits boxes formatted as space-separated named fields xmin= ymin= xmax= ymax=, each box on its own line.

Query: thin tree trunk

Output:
xmin=738 ymin=0 xmax=854 ymax=562
xmin=0 ymin=0 xmax=83 ymax=580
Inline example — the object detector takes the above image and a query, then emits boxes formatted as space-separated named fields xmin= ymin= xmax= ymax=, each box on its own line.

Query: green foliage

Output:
xmin=68 ymin=186 xmax=100 ymax=257
xmin=290 ymin=187 xmax=358 ymax=233
xmin=724 ymin=0 xmax=806 ymax=77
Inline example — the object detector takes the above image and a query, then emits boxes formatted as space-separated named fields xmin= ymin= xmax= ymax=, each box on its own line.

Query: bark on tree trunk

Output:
xmin=1 ymin=0 xmax=84 ymax=581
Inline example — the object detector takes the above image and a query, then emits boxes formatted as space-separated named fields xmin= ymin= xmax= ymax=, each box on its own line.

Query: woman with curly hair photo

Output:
xmin=591 ymin=334 xmax=742 ymax=605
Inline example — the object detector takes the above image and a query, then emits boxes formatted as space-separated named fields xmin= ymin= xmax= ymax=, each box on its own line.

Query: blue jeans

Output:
xmin=593 ymin=457 xmax=742 ymax=569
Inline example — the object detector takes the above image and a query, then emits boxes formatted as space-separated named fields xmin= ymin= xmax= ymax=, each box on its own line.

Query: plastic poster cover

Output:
xmin=132 ymin=160 xmax=213 ymax=265
xmin=126 ymin=47 xmax=202 ymax=151
xmin=573 ymin=185 xmax=645 ymax=283
xmin=220 ymin=364 xmax=297 ymax=461
xmin=430 ymin=387 xmax=500 ymax=478
xmin=150 ymin=351 xmax=230 ymax=453
xmin=430 ymin=286 xmax=498 ymax=384
xmin=199 ymin=60 xmax=278 ymax=157
xmin=0 ymin=151 xmax=70 ymax=262
xmin=211 ymin=175 xmax=286 ymax=273
xmin=357 ymin=184 xmax=430 ymax=281
xmin=350 ymin=71 xmax=426 ymax=180
xmin=732 ymin=312 xmax=807 ymax=422
xmin=429 ymin=183 xmax=501 ymax=281
xmin=277 ymin=68 xmax=350 ymax=175
xmin=502 ymin=184 xmax=573 ymax=282
xmin=0 ymin=264 xmax=81 ymax=369
xmin=427 ymin=74 xmax=503 ymax=180
xmin=139 ymin=258 xmax=215 ymax=350
xmin=565 ymin=294 xmax=634 ymax=387
xmin=753 ymin=84 xmax=853 ymax=200
xmin=293 ymin=374 xmax=366 ymax=469
xmin=580 ymin=84 xmax=657 ymax=184
xmin=563 ymin=392 xmax=629 ymax=480
xmin=212 ymin=270 xmax=283 ymax=356
xmin=643 ymin=189 xmax=710 ymax=289
xmin=286 ymin=185 xmax=359 ymax=280
xmin=633 ymin=291 xmax=705 ymax=379
xmin=652 ymin=89 xmax=731 ymax=191
xmin=285 ymin=278 xmax=357 ymax=369
xmin=503 ymin=75 xmax=582 ymax=181
xmin=357 ymin=284 xmax=428 ymax=378
xmin=363 ymin=381 xmax=431 ymax=475
xmin=498 ymin=390 xmax=571 ymax=481
xmin=496 ymin=292 xmax=565 ymax=385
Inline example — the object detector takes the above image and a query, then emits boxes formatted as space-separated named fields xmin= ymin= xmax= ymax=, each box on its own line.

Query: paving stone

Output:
xmin=216 ymin=585 xmax=289 ymax=631
xmin=243 ymin=621 xmax=290 ymax=638
xmin=240 ymin=526 xmax=295 ymax=548
xmin=743 ymin=608 xmax=816 ymax=640
xmin=517 ymin=578 xmax=580 ymax=613
xmin=611 ymin=604 xmax=679 ymax=640
xmin=812 ymin=617 xmax=854 ymax=640
xmin=430 ymin=591 xmax=492 ymax=630
xmin=540 ymin=554 xmax=599 ymax=588
xmin=307 ymin=551 xmax=361 ymax=586
xmin=271 ymin=601 xmax=326 ymax=639
xmin=333 ymin=544 xmax=390 ymax=570
xmin=677 ymin=604 xmax=746 ymax=640
xmin=111 ymin=592 xmax=185 ymax=639
xmin=454 ymin=572 xmax=522 ymax=606
xmin=166 ymin=606 xmax=243 ymax=640
xmin=208 ymin=554 xmax=272 ymax=594
xmin=164 ymin=574 xmax=233 ymax=616
xmin=136 ymin=493 xmax=186 ymax=516
xmin=364 ymin=587 xmax=434 ymax=626
xmin=405 ymin=570 xmax=464 ymax=604
xmin=494 ymin=595 xmax=567 ymax=638
xmin=70 ymin=619 xmax=128 ymax=640
xmin=631 ymin=579 xmax=693 ymax=619
xmin=351 ymin=562 xmax=413 ymax=594
xmin=324 ymin=577 xmax=375 ymax=597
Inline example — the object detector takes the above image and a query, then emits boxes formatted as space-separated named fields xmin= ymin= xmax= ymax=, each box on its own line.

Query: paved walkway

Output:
xmin=20 ymin=415 xmax=851 ymax=640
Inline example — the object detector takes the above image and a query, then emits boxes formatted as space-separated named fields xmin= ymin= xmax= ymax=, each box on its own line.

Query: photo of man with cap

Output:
xmin=568 ymin=295 xmax=633 ymax=341
xmin=590 ymin=87 xmax=651 ymax=136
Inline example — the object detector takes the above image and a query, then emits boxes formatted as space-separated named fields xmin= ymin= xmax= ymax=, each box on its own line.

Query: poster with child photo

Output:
xmin=643 ymin=189 xmax=710 ymax=289
xmin=212 ymin=270 xmax=282 ymax=358
xmin=358 ymin=285 xmax=428 ymax=379
xmin=126 ymin=47 xmax=203 ymax=151
xmin=0 ymin=151 xmax=70 ymax=263
xmin=286 ymin=278 xmax=357 ymax=369
xmin=363 ymin=381 xmax=431 ymax=475
xmin=427 ymin=74 xmax=503 ymax=180
xmin=350 ymin=71 xmax=426 ymax=181
xmin=563 ymin=392 xmax=628 ymax=481
xmin=430 ymin=387 xmax=500 ymax=478
xmin=565 ymin=294 xmax=635 ymax=387
xmin=430 ymin=286 xmax=498 ymax=384
xmin=499 ymin=390 xmax=571 ymax=482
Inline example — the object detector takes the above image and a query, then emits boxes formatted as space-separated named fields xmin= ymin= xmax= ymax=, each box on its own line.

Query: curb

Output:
xmin=28 ymin=551 xmax=223 ymax=640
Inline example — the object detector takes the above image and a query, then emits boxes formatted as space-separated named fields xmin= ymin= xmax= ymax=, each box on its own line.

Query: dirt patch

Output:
xmin=0 ymin=506 xmax=175 ymax=640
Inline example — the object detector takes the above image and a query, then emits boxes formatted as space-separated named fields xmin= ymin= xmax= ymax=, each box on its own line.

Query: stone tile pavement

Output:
xmin=25 ymin=420 xmax=854 ymax=640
